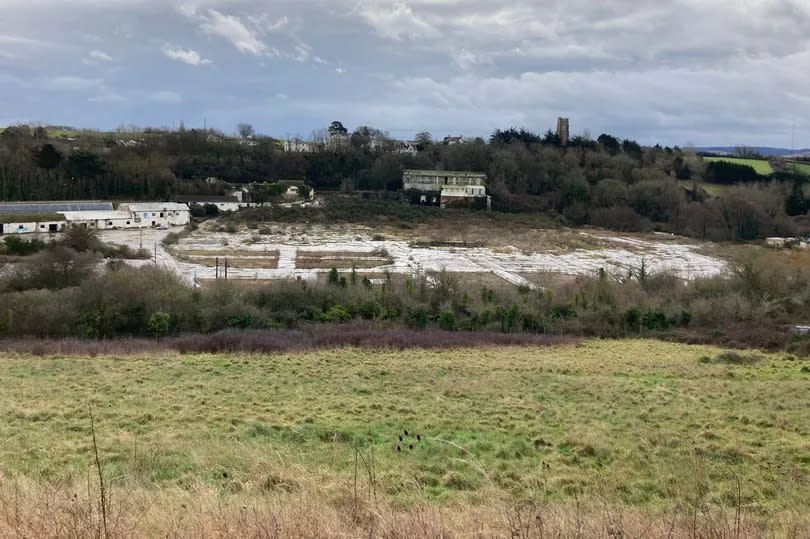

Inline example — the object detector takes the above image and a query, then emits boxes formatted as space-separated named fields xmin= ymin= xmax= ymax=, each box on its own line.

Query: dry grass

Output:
xmin=1 ymin=478 xmax=806 ymax=538
xmin=296 ymin=250 xmax=394 ymax=269
xmin=192 ymin=256 xmax=280 ymax=269
xmin=0 ymin=340 xmax=808 ymax=536
xmin=177 ymin=249 xmax=280 ymax=258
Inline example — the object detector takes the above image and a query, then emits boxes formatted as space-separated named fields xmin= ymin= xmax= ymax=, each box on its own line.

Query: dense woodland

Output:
xmin=1 ymin=122 xmax=809 ymax=241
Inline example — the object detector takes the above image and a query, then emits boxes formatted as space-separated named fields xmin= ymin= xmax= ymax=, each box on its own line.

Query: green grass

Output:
xmin=676 ymin=179 xmax=735 ymax=197
xmin=0 ymin=212 xmax=65 ymax=224
xmin=787 ymin=161 xmax=810 ymax=175
xmin=703 ymin=156 xmax=774 ymax=175
xmin=0 ymin=340 xmax=808 ymax=512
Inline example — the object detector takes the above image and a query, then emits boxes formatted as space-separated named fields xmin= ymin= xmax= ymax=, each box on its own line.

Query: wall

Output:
xmin=0 ymin=221 xmax=66 ymax=235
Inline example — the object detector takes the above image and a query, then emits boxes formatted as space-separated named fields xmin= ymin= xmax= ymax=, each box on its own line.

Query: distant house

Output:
xmin=118 ymin=203 xmax=191 ymax=227
xmin=402 ymin=170 xmax=489 ymax=209
xmin=283 ymin=138 xmax=316 ymax=153
xmin=443 ymin=135 xmax=463 ymax=145
xmin=175 ymin=195 xmax=241 ymax=212
xmin=277 ymin=180 xmax=315 ymax=199
xmin=396 ymin=141 xmax=418 ymax=155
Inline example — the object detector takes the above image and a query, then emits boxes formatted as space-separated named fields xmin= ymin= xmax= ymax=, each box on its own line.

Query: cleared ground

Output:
xmin=162 ymin=222 xmax=727 ymax=288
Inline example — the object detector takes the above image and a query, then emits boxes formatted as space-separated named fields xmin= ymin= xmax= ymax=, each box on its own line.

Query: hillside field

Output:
xmin=788 ymin=160 xmax=810 ymax=175
xmin=703 ymin=156 xmax=775 ymax=175
xmin=0 ymin=340 xmax=808 ymax=536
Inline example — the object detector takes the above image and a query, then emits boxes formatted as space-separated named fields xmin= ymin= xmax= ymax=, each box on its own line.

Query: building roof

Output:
xmin=60 ymin=211 xmax=133 ymax=221
xmin=120 ymin=202 xmax=190 ymax=212
xmin=403 ymin=169 xmax=487 ymax=178
xmin=0 ymin=201 xmax=114 ymax=214
xmin=175 ymin=195 xmax=239 ymax=203
xmin=277 ymin=180 xmax=307 ymax=187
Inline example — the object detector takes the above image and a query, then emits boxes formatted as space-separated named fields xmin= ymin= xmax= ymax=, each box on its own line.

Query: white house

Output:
xmin=60 ymin=210 xmax=134 ymax=230
xmin=118 ymin=203 xmax=191 ymax=227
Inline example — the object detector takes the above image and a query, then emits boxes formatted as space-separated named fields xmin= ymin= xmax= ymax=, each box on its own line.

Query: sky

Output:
xmin=1 ymin=0 xmax=809 ymax=147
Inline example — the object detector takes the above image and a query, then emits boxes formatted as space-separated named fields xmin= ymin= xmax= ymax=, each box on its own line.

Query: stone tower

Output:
xmin=556 ymin=117 xmax=570 ymax=146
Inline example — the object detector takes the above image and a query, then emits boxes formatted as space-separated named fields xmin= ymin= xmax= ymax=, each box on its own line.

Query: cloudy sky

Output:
xmin=1 ymin=0 xmax=809 ymax=146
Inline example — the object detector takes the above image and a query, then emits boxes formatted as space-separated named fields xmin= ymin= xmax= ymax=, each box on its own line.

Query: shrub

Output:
xmin=438 ymin=311 xmax=457 ymax=331
xmin=624 ymin=308 xmax=641 ymax=332
xmin=709 ymin=352 xmax=764 ymax=365
xmin=521 ymin=311 xmax=544 ymax=333
xmin=6 ymin=247 xmax=98 ymax=290
xmin=162 ymin=232 xmax=181 ymax=246
xmin=405 ymin=307 xmax=429 ymax=329
xmin=642 ymin=310 xmax=669 ymax=331
xmin=3 ymin=236 xmax=47 ymax=256
xmin=148 ymin=311 xmax=171 ymax=339
xmin=319 ymin=305 xmax=352 ymax=323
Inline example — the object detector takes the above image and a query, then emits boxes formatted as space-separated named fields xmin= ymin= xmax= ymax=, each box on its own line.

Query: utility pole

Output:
xmin=139 ymin=226 xmax=143 ymax=250
xmin=224 ymin=258 xmax=228 ymax=280
xmin=215 ymin=257 xmax=219 ymax=279
xmin=154 ymin=243 xmax=157 ymax=265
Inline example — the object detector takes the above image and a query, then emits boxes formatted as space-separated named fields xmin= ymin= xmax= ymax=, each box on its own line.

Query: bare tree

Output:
xmin=414 ymin=131 xmax=433 ymax=145
xmin=237 ymin=123 xmax=255 ymax=139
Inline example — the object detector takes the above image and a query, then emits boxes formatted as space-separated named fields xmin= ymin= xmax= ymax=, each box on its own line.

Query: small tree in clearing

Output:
xmin=148 ymin=311 xmax=171 ymax=340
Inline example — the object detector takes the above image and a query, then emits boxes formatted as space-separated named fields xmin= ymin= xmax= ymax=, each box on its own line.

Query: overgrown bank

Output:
xmin=2 ymin=234 xmax=810 ymax=353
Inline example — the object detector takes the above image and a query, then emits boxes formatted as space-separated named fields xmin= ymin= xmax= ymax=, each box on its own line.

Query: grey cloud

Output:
xmin=0 ymin=0 xmax=808 ymax=146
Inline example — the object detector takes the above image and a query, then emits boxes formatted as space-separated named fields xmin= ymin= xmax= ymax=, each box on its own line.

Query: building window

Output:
xmin=127 ymin=221 xmax=131 ymax=225
xmin=40 ymin=224 xmax=45 ymax=229
xmin=160 ymin=212 xmax=164 ymax=218
xmin=108 ymin=221 xmax=113 ymax=226
xmin=151 ymin=213 xmax=156 ymax=216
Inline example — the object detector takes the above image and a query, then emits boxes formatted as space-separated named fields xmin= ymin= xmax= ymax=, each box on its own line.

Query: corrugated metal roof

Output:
xmin=60 ymin=211 xmax=133 ymax=221
xmin=119 ymin=202 xmax=190 ymax=212
xmin=175 ymin=195 xmax=239 ymax=203
xmin=0 ymin=201 xmax=114 ymax=214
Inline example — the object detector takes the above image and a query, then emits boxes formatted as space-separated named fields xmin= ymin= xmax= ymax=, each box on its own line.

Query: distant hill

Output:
xmin=695 ymin=146 xmax=810 ymax=157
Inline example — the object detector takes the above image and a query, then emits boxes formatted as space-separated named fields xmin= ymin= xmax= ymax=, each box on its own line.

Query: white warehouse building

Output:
xmin=0 ymin=201 xmax=190 ymax=234
xmin=118 ymin=203 xmax=191 ymax=227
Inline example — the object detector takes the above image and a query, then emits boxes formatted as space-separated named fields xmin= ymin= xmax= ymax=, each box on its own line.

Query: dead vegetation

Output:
xmin=296 ymin=250 xmax=394 ymax=270
xmin=1 ymin=478 xmax=806 ymax=538
xmin=192 ymin=256 xmax=280 ymax=269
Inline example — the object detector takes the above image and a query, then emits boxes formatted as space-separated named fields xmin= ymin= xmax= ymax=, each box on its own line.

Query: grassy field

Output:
xmin=703 ymin=156 xmax=774 ymax=175
xmin=0 ymin=340 xmax=808 ymax=535
xmin=676 ymin=179 xmax=736 ymax=197
xmin=788 ymin=160 xmax=810 ymax=175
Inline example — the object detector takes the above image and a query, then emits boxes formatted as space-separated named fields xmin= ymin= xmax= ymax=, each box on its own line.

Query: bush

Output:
xmin=590 ymin=206 xmax=651 ymax=232
xmin=148 ymin=311 xmax=171 ymax=338
xmin=3 ymin=236 xmax=47 ymax=256
xmin=6 ymin=247 xmax=98 ymax=290
xmin=438 ymin=311 xmax=457 ymax=331
xmin=642 ymin=310 xmax=669 ymax=331
xmin=405 ymin=307 xmax=429 ymax=329
xmin=521 ymin=311 xmax=544 ymax=332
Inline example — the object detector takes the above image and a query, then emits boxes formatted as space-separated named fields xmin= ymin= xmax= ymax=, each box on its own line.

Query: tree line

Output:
xmin=1 ymin=122 xmax=808 ymax=240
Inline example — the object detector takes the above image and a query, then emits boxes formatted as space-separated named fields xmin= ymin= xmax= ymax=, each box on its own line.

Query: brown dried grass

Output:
xmin=0 ymin=476 xmax=805 ymax=538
